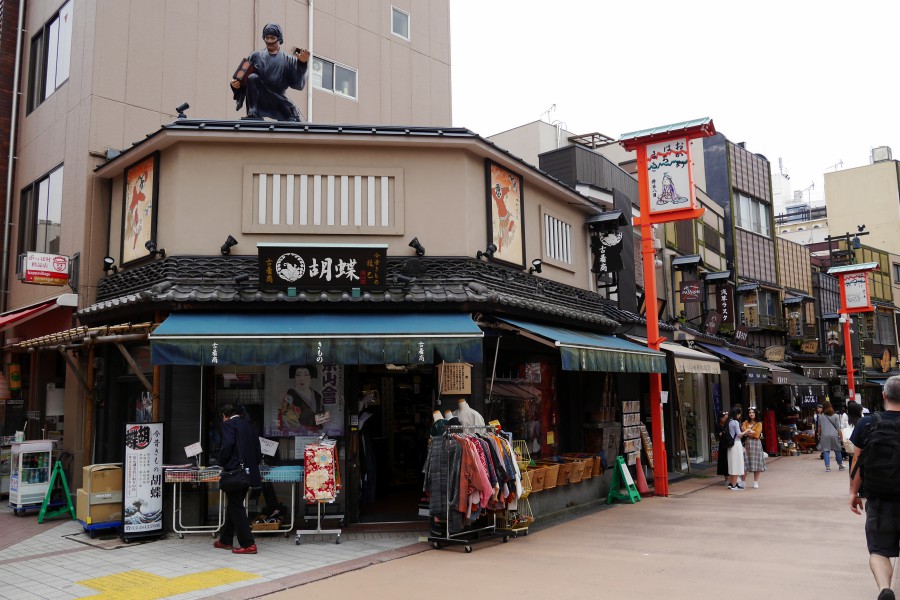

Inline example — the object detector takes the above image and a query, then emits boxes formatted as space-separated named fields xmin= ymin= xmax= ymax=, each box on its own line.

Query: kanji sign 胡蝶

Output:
xmin=258 ymin=244 xmax=387 ymax=291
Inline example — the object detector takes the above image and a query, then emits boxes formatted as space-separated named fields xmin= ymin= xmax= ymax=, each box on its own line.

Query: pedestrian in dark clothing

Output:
xmin=850 ymin=376 xmax=900 ymax=600
xmin=215 ymin=404 xmax=262 ymax=554
xmin=715 ymin=412 xmax=729 ymax=481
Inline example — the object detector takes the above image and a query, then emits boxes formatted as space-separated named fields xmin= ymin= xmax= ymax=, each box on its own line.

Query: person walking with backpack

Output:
xmin=817 ymin=400 xmax=844 ymax=472
xmin=849 ymin=376 xmax=900 ymax=600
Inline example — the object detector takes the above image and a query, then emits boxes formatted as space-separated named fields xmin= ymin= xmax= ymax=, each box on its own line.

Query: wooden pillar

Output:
xmin=84 ymin=343 xmax=95 ymax=466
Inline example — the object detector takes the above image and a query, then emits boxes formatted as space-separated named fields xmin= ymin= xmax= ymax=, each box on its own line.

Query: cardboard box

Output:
xmin=76 ymin=489 xmax=122 ymax=524
xmin=83 ymin=465 xmax=123 ymax=493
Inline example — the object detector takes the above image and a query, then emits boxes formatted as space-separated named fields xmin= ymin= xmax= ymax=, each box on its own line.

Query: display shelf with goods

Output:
xmin=497 ymin=439 xmax=534 ymax=537
xmin=9 ymin=440 xmax=58 ymax=515
xmin=164 ymin=466 xmax=225 ymax=538
xmin=251 ymin=465 xmax=303 ymax=538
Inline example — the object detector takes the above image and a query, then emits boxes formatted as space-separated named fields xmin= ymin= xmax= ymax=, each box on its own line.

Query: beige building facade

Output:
xmin=824 ymin=159 xmax=900 ymax=256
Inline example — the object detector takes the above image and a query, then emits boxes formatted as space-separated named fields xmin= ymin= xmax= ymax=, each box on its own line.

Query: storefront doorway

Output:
xmin=356 ymin=366 xmax=433 ymax=523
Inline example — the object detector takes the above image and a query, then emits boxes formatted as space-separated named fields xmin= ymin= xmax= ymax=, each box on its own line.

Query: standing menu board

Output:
xmin=123 ymin=422 xmax=164 ymax=541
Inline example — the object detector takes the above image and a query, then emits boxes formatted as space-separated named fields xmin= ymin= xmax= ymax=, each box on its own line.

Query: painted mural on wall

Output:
xmin=486 ymin=161 xmax=524 ymax=267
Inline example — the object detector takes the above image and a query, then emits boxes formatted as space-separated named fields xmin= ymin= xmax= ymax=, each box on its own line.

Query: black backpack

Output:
xmin=858 ymin=413 xmax=900 ymax=499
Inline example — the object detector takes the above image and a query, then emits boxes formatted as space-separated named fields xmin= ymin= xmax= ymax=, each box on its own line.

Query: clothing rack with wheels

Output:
xmin=426 ymin=425 xmax=515 ymax=553
xmin=296 ymin=436 xmax=342 ymax=545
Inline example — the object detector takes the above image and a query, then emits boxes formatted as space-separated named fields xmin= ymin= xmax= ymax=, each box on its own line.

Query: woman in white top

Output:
xmin=727 ymin=405 xmax=748 ymax=490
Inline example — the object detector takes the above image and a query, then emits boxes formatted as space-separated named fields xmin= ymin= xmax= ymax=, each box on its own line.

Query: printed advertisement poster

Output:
xmin=265 ymin=364 xmax=345 ymax=438
xmin=123 ymin=422 xmax=163 ymax=536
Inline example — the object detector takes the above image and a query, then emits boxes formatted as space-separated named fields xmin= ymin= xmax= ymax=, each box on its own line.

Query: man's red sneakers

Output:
xmin=213 ymin=541 xmax=233 ymax=550
xmin=232 ymin=544 xmax=257 ymax=554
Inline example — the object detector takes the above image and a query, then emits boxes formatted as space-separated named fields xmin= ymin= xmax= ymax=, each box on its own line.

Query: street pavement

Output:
xmin=268 ymin=454 xmax=878 ymax=600
xmin=0 ymin=454 xmax=881 ymax=599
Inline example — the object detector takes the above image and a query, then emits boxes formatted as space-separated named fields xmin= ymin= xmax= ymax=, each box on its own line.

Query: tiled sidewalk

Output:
xmin=0 ymin=507 xmax=427 ymax=600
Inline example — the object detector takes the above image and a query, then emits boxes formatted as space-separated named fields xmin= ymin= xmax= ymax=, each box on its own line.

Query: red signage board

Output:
xmin=21 ymin=252 xmax=69 ymax=286
xmin=680 ymin=280 xmax=702 ymax=303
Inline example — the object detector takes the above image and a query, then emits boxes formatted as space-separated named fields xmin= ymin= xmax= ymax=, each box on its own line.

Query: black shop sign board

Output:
xmin=258 ymin=244 xmax=387 ymax=291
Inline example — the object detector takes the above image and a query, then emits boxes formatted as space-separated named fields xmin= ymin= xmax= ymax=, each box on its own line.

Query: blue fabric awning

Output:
xmin=498 ymin=318 xmax=666 ymax=373
xmin=697 ymin=343 xmax=771 ymax=383
xmin=150 ymin=313 xmax=483 ymax=366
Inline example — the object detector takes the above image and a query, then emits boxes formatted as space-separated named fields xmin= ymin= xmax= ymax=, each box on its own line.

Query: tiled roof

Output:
xmin=85 ymin=256 xmax=656 ymax=331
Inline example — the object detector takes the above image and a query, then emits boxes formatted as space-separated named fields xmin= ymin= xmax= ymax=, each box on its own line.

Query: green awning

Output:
xmin=498 ymin=318 xmax=666 ymax=373
xmin=150 ymin=312 xmax=483 ymax=366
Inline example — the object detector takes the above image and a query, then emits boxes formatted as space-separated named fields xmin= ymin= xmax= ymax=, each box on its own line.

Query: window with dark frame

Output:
xmin=893 ymin=263 xmax=900 ymax=284
xmin=18 ymin=165 xmax=64 ymax=257
xmin=27 ymin=0 xmax=73 ymax=113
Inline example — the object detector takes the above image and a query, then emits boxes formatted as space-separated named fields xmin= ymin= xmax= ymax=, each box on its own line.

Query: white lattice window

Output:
xmin=243 ymin=166 xmax=404 ymax=235
xmin=543 ymin=213 xmax=573 ymax=265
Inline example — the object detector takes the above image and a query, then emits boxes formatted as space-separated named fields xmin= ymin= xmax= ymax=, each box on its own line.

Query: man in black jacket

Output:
xmin=216 ymin=404 xmax=263 ymax=554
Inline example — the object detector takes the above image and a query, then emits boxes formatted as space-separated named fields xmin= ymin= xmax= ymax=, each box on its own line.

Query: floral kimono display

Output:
xmin=304 ymin=441 xmax=341 ymax=502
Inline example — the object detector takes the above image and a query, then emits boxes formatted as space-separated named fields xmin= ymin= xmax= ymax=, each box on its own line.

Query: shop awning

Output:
xmin=150 ymin=312 xmax=484 ymax=366
xmin=497 ymin=318 xmax=666 ymax=373
xmin=626 ymin=336 xmax=721 ymax=374
xmin=0 ymin=300 xmax=59 ymax=332
xmin=486 ymin=381 xmax=540 ymax=401
xmin=696 ymin=343 xmax=771 ymax=383
xmin=761 ymin=361 xmax=791 ymax=385
xmin=788 ymin=372 xmax=828 ymax=394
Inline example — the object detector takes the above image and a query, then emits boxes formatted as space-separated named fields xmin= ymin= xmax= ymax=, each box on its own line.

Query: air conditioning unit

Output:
xmin=871 ymin=146 xmax=892 ymax=163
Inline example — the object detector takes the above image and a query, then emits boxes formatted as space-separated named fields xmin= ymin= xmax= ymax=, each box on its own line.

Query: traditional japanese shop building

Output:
xmin=5 ymin=120 xmax=668 ymax=524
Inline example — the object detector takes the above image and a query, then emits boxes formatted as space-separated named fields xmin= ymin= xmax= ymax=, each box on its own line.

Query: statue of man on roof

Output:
xmin=230 ymin=23 xmax=309 ymax=121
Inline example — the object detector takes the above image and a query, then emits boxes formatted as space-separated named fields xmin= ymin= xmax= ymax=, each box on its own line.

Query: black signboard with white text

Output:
xmin=258 ymin=244 xmax=387 ymax=291
xmin=717 ymin=283 xmax=734 ymax=327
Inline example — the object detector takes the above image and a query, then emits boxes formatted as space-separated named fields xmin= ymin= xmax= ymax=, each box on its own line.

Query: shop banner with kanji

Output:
xmin=123 ymin=422 xmax=164 ymax=536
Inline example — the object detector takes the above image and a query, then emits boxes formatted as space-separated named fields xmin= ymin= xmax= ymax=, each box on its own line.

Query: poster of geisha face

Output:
xmin=121 ymin=152 xmax=159 ymax=265
xmin=264 ymin=364 xmax=345 ymax=439
xmin=486 ymin=160 xmax=525 ymax=267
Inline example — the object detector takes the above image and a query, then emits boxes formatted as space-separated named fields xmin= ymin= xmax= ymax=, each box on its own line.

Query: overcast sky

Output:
xmin=449 ymin=0 xmax=900 ymax=211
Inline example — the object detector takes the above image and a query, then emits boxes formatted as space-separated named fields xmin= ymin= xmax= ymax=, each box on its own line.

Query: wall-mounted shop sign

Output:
xmin=680 ymin=280 xmax=702 ymax=303
xmin=734 ymin=326 xmax=750 ymax=347
xmin=764 ymin=346 xmax=785 ymax=362
xmin=18 ymin=252 xmax=70 ymax=286
xmin=801 ymin=339 xmax=820 ymax=354
xmin=703 ymin=310 xmax=722 ymax=335
xmin=717 ymin=284 xmax=734 ymax=326
xmin=258 ymin=243 xmax=387 ymax=291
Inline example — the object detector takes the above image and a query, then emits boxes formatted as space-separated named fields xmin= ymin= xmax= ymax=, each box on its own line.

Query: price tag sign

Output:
xmin=259 ymin=437 xmax=279 ymax=457
xmin=315 ymin=411 xmax=332 ymax=425
xmin=184 ymin=442 xmax=202 ymax=458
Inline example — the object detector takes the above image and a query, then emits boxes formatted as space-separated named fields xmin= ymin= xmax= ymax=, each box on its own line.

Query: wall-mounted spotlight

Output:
xmin=102 ymin=256 xmax=118 ymax=274
xmin=145 ymin=240 xmax=166 ymax=259
xmin=175 ymin=102 xmax=190 ymax=119
xmin=221 ymin=235 xmax=238 ymax=255
xmin=529 ymin=258 xmax=542 ymax=274
xmin=476 ymin=243 xmax=497 ymax=260
xmin=408 ymin=237 xmax=426 ymax=257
